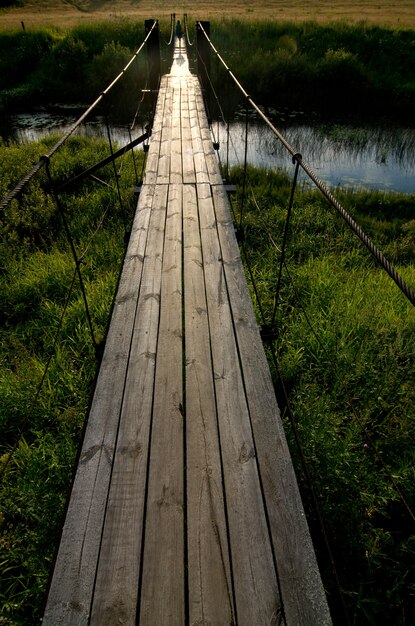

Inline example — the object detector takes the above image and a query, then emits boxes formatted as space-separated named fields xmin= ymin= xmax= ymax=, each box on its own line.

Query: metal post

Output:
xmin=145 ymin=19 xmax=161 ymax=93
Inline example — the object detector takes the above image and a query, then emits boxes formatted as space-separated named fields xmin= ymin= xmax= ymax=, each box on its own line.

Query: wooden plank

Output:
xmin=89 ymin=183 xmax=168 ymax=625
xmin=170 ymin=86 xmax=183 ymax=184
xmin=42 ymin=185 xmax=155 ymax=626
xmin=181 ymin=82 xmax=196 ymax=184
xmin=144 ymin=81 xmax=166 ymax=185
xmin=139 ymin=183 xmax=185 ymax=625
xmin=189 ymin=88 xmax=209 ymax=184
xmin=194 ymin=83 xmax=223 ymax=185
xmin=183 ymin=183 xmax=235 ymax=625
xmin=196 ymin=182 xmax=282 ymax=624
xmin=211 ymin=184 xmax=332 ymax=625
xmin=157 ymin=77 xmax=172 ymax=185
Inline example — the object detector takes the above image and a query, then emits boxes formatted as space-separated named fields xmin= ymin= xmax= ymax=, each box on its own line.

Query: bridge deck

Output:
xmin=43 ymin=41 xmax=331 ymax=625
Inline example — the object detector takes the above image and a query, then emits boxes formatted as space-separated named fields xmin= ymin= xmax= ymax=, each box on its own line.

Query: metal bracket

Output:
xmin=57 ymin=130 xmax=151 ymax=193
xmin=224 ymin=184 xmax=237 ymax=194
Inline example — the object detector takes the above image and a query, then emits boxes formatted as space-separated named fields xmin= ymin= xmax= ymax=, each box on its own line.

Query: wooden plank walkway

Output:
xmin=43 ymin=40 xmax=332 ymax=626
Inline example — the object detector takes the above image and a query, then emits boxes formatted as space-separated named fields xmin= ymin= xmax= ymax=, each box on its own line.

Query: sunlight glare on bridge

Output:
xmin=170 ymin=36 xmax=190 ymax=77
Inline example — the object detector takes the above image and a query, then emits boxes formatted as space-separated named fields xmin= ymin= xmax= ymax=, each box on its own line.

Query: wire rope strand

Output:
xmin=238 ymin=100 xmax=249 ymax=231
xmin=105 ymin=118 xmax=128 ymax=233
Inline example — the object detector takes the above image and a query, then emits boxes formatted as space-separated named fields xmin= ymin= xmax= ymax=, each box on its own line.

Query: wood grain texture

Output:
xmin=189 ymin=86 xmax=209 ymax=184
xmin=42 ymin=184 xmax=155 ymax=626
xmin=138 ymin=183 xmax=185 ymax=625
xmin=183 ymin=183 xmax=235 ymax=625
xmin=194 ymin=85 xmax=223 ymax=186
xmin=197 ymin=182 xmax=282 ymax=625
xmin=170 ymin=86 xmax=183 ymax=184
xmin=157 ymin=77 xmax=172 ymax=185
xmin=144 ymin=81 xmax=166 ymax=185
xmin=212 ymin=183 xmax=332 ymax=625
xmin=89 ymin=183 xmax=168 ymax=626
xmin=181 ymin=82 xmax=196 ymax=184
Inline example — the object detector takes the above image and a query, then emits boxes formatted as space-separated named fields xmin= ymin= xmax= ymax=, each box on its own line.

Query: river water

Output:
xmin=1 ymin=107 xmax=415 ymax=193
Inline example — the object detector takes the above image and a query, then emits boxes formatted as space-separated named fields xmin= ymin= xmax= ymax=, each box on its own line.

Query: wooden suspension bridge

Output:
xmin=43 ymin=35 xmax=332 ymax=625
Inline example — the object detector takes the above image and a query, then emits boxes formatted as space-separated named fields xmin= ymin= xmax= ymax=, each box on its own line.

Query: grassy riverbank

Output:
xmin=0 ymin=136 xmax=414 ymax=622
xmin=0 ymin=8 xmax=414 ymax=624
xmin=0 ymin=135 xmax=140 ymax=624
xmin=1 ymin=19 xmax=415 ymax=121
xmin=200 ymin=19 xmax=415 ymax=121
xmin=229 ymin=165 xmax=415 ymax=624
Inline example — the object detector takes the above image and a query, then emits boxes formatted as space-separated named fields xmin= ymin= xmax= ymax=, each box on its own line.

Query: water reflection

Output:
xmin=1 ymin=108 xmax=415 ymax=193
xmin=0 ymin=108 xmax=143 ymax=147
xmin=216 ymin=121 xmax=415 ymax=193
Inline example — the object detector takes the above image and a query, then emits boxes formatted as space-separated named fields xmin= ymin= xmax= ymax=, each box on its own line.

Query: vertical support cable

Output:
xmin=128 ymin=127 xmax=139 ymax=185
xmin=196 ymin=21 xmax=211 ymax=97
xmin=105 ymin=118 xmax=128 ymax=233
xmin=226 ymin=120 xmax=230 ymax=181
xmin=271 ymin=154 xmax=302 ymax=329
xmin=145 ymin=19 xmax=161 ymax=114
xmin=44 ymin=158 xmax=98 ymax=354
xmin=239 ymin=99 xmax=250 ymax=232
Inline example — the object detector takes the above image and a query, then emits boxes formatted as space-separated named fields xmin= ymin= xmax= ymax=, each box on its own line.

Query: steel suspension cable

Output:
xmin=239 ymin=101 xmax=249 ymax=231
xmin=166 ymin=13 xmax=176 ymax=46
xmin=0 ymin=21 xmax=157 ymax=213
xmin=105 ymin=119 xmax=128 ymax=233
xmin=44 ymin=160 xmax=98 ymax=353
xmin=184 ymin=14 xmax=193 ymax=46
xmin=271 ymin=156 xmax=301 ymax=328
xmin=197 ymin=22 xmax=415 ymax=307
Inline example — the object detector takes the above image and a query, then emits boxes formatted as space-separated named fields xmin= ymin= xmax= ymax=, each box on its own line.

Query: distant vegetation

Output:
xmin=0 ymin=1 xmax=23 ymax=7
xmin=0 ymin=21 xmax=149 ymax=113
xmin=0 ymin=19 xmax=415 ymax=120
xmin=202 ymin=19 xmax=415 ymax=120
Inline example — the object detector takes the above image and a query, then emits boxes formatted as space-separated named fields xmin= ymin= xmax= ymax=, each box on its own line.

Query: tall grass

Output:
xmin=0 ymin=21 xmax=152 ymax=111
xmin=0 ymin=134 xmax=141 ymax=624
xmin=229 ymin=165 xmax=415 ymax=625
xmin=1 ymin=19 xmax=415 ymax=119
xmin=195 ymin=19 xmax=415 ymax=119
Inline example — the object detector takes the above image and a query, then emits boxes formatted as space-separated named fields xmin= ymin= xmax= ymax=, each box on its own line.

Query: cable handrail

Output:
xmin=0 ymin=20 xmax=157 ymax=213
xmin=184 ymin=14 xmax=193 ymax=46
xmin=167 ymin=13 xmax=175 ymax=46
xmin=196 ymin=21 xmax=415 ymax=307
